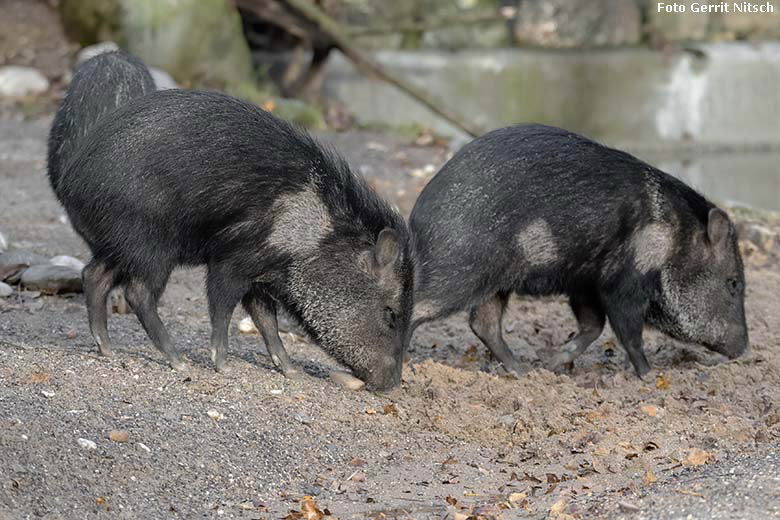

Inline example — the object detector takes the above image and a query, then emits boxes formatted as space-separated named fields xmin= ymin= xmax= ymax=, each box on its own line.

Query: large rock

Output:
xmin=20 ymin=265 xmax=83 ymax=294
xmin=76 ymin=42 xmax=179 ymax=90
xmin=0 ymin=231 xmax=7 ymax=253
xmin=514 ymin=0 xmax=641 ymax=48
xmin=60 ymin=0 xmax=253 ymax=90
xmin=50 ymin=255 xmax=86 ymax=273
xmin=0 ymin=250 xmax=50 ymax=269
xmin=0 ymin=66 xmax=50 ymax=98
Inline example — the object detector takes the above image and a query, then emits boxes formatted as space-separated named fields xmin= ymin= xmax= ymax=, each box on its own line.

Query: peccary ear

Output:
xmin=373 ymin=228 xmax=400 ymax=271
xmin=707 ymin=208 xmax=731 ymax=247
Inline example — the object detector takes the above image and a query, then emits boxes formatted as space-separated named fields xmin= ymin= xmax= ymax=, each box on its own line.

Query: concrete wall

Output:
xmin=323 ymin=43 xmax=780 ymax=150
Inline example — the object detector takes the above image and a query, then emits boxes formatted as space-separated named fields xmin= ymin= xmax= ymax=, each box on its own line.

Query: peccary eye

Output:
xmin=726 ymin=278 xmax=740 ymax=296
xmin=384 ymin=307 xmax=397 ymax=329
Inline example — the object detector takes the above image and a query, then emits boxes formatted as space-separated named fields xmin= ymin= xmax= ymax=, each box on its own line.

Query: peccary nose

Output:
xmin=726 ymin=340 xmax=749 ymax=359
xmin=365 ymin=355 xmax=402 ymax=392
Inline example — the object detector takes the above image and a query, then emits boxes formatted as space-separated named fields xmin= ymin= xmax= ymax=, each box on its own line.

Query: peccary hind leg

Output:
xmin=469 ymin=291 xmax=524 ymax=377
xmin=242 ymin=287 xmax=301 ymax=379
xmin=206 ymin=265 xmax=249 ymax=373
xmin=539 ymin=293 xmax=606 ymax=371
xmin=125 ymin=275 xmax=187 ymax=372
xmin=83 ymin=259 xmax=114 ymax=357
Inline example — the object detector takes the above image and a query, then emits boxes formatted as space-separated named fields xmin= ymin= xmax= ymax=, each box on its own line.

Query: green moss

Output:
xmin=59 ymin=0 xmax=122 ymax=46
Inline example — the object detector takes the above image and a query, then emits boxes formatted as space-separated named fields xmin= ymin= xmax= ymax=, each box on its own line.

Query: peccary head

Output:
xmin=273 ymin=180 xmax=414 ymax=391
xmin=291 ymin=229 xmax=412 ymax=390
xmin=651 ymin=208 xmax=748 ymax=358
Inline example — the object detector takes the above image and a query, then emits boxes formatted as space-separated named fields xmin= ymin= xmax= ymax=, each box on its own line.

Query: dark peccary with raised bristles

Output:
xmin=47 ymin=50 xmax=155 ymax=195
xmin=52 ymin=88 xmax=413 ymax=391
xmin=410 ymin=124 xmax=748 ymax=377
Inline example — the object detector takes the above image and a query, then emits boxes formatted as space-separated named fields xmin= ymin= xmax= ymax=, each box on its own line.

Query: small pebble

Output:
xmin=294 ymin=413 xmax=312 ymax=425
xmin=66 ymin=328 xmax=78 ymax=339
xmin=41 ymin=390 xmax=55 ymax=398
xmin=618 ymin=500 xmax=641 ymax=512
xmin=206 ymin=409 xmax=224 ymax=421
xmin=137 ymin=442 xmax=151 ymax=453
xmin=330 ymin=370 xmax=365 ymax=391
xmin=50 ymin=255 xmax=86 ymax=272
xmin=270 ymin=389 xmax=283 ymax=395
xmin=108 ymin=430 xmax=129 ymax=443
xmin=78 ymin=438 xmax=97 ymax=450
xmin=238 ymin=317 xmax=257 ymax=334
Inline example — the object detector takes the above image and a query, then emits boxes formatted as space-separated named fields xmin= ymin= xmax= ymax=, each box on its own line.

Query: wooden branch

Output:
xmin=346 ymin=8 xmax=516 ymax=37
xmin=282 ymin=0 xmax=482 ymax=137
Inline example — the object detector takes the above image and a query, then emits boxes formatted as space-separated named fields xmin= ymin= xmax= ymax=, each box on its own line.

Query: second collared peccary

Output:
xmin=51 ymin=88 xmax=414 ymax=391
xmin=47 ymin=50 xmax=155 ymax=195
xmin=409 ymin=124 xmax=748 ymax=377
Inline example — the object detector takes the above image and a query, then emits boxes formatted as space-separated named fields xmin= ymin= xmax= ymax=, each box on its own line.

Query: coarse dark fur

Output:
xmin=410 ymin=124 xmax=748 ymax=377
xmin=47 ymin=51 xmax=155 ymax=195
xmin=53 ymin=88 xmax=414 ymax=391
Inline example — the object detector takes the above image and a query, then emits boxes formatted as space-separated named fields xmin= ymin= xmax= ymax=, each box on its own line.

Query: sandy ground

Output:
xmin=2 ymin=1 xmax=780 ymax=518
xmin=1 ymin=115 xmax=779 ymax=520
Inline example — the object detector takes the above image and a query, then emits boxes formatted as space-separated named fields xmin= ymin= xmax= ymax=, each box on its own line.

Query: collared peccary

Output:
xmin=47 ymin=50 xmax=155 ymax=195
xmin=51 ymin=87 xmax=413 ymax=391
xmin=409 ymin=124 xmax=748 ymax=377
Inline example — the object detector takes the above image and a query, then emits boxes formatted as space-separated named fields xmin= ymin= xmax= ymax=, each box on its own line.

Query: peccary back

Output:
xmin=57 ymin=89 xmax=413 ymax=390
xmin=47 ymin=51 xmax=155 ymax=194
xmin=410 ymin=124 xmax=747 ymax=377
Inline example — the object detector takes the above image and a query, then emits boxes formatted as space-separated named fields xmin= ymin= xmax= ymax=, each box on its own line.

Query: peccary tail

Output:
xmin=47 ymin=50 xmax=156 ymax=195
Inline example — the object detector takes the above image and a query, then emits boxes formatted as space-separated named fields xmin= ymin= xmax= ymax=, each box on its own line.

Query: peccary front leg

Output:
xmin=125 ymin=276 xmax=187 ymax=372
xmin=605 ymin=298 xmax=651 ymax=378
xmin=83 ymin=259 xmax=115 ymax=357
xmin=469 ymin=291 xmax=525 ymax=377
xmin=242 ymin=287 xmax=300 ymax=379
xmin=540 ymin=293 xmax=606 ymax=371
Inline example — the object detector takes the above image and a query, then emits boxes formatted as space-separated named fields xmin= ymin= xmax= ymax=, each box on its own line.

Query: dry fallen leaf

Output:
xmin=30 ymin=372 xmax=50 ymax=384
xmin=643 ymin=469 xmax=658 ymax=485
xmin=508 ymin=491 xmax=527 ymax=504
xmin=550 ymin=498 xmax=567 ymax=514
xmin=66 ymin=328 xmax=78 ymax=339
xmin=685 ymin=448 xmax=712 ymax=466
xmin=383 ymin=403 xmax=399 ymax=416
xmin=445 ymin=495 xmax=458 ymax=506
xmin=301 ymin=496 xmax=323 ymax=520
xmin=108 ymin=430 xmax=129 ymax=443
xmin=656 ymin=373 xmax=671 ymax=390
xmin=262 ymin=99 xmax=277 ymax=112
xmin=677 ymin=489 xmax=704 ymax=498
xmin=586 ymin=409 xmax=608 ymax=422
xmin=641 ymin=404 xmax=659 ymax=417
